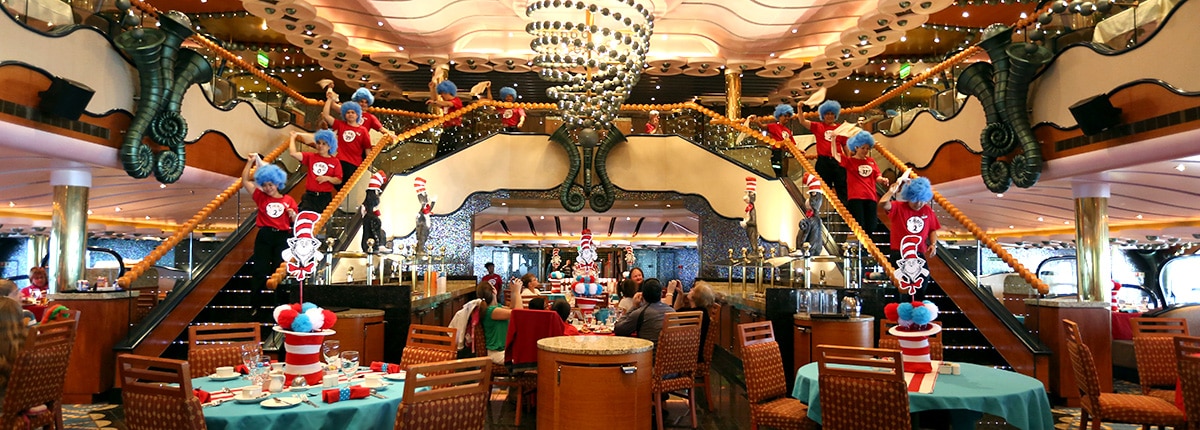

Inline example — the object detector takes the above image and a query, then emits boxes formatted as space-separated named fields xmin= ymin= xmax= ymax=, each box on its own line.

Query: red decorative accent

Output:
xmin=283 ymin=331 xmax=329 ymax=386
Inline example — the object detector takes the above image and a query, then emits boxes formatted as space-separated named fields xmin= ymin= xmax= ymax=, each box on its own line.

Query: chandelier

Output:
xmin=526 ymin=0 xmax=654 ymax=130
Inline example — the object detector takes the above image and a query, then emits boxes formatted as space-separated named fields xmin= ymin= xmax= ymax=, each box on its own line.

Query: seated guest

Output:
xmin=670 ymin=281 xmax=715 ymax=361
xmin=520 ymin=273 xmax=542 ymax=297
xmin=479 ymin=279 xmax=523 ymax=364
xmin=616 ymin=279 xmax=638 ymax=314
xmin=0 ymin=280 xmax=35 ymax=326
xmin=0 ymin=299 xmax=28 ymax=404
xmin=551 ymin=299 xmax=579 ymax=336
xmin=19 ymin=267 xmax=48 ymax=301
xmin=613 ymin=279 xmax=673 ymax=343
xmin=528 ymin=297 xmax=547 ymax=311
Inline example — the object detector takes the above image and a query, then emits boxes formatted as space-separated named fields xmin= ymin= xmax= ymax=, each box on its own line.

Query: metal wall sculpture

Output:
xmin=549 ymin=125 xmax=623 ymax=212
xmin=956 ymin=24 xmax=1052 ymax=193
xmin=113 ymin=10 xmax=212 ymax=183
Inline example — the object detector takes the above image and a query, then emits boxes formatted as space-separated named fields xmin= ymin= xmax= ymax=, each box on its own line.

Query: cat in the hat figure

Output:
xmin=282 ymin=211 xmax=324 ymax=282
xmin=739 ymin=176 xmax=760 ymax=257
xmin=361 ymin=171 xmax=388 ymax=253
xmin=572 ymin=230 xmax=602 ymax=296
xmin=413 ymin=177 xmax=436 ymax=253
xmin=896 ymin=236 xmax=929 ymax=296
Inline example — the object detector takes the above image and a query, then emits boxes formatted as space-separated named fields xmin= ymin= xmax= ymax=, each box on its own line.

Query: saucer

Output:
xmin=260 ymin=397 xmax=300 ymax=409
xmin=383 ymin=372 xmax=406 ymax=381
xmin=234 ymin=392 xmax=269 ymax=403
xmin=210 ymin=374 xmax=241 ymax=381
xmin=362 ymin=381 xmax=390 ymax=391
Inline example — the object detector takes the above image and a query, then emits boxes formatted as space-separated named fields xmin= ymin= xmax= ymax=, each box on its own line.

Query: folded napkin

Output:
xmin=193 ymin=389 xmax=211 ymax=403
xmin=370 ymin=362 xmax=402 ymax=374
xmin=322 ymin=386 xmax=370 ymax=403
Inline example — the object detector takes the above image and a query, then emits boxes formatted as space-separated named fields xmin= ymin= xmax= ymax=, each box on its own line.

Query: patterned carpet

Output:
xmin=62 ymin=404 xmax=122 ymax=430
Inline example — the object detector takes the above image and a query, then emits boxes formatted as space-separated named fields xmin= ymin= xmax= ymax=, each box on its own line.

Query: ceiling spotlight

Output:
xmin=87 ymin=210 xmax=93 ymax=215
xmin=7 ymin=202 xmax=12 ymax=207
xmin=115 ymin=207 xmax=122 ymax=212
xmin=377 ymin=21 xmax=383 ymax=26
xmin=145 ymin=216 xmax=151 ymax=220
xmin=1008 ymin=225 xmax=1015 ymax=229
xmin=962 ymin=11 xmax=970 ymax=17
xmin=854 ymin=89 xmax=860 ymax=94
xmin=1136 ymin=214 xmax=1143 ymax=219
xmin=792 ymin=28 xmax=798 ymax=33
xmin=1037 ymin=217 xmax=1044 ymax=221
xmin=996 ymin=193 xmax=1004 ymax=198
xmin=160 ymin=184 xmax=166 ymax=189
xmin=1175 ymin=164 xmax=1186 ymax=171
xmin=900 ymin=35 xmax=907 ymax=42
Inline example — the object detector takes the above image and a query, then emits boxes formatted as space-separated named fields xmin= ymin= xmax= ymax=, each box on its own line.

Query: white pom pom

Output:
xmin=273 ymin=304 xmax=290 ymax=323
xmin=304 ymin=307 xmax=325 ymax=331
xmin=922 ymin=301 xmax=940 ymax=320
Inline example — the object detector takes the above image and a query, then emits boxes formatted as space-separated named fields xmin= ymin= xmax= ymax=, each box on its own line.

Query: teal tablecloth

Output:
xmin=193 ymin=373 xmax=403 ymax=430
xmin=792 ymin=362 xmax=1053 ymax=430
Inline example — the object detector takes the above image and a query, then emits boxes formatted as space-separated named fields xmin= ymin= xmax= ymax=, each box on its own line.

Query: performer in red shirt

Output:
xmin=497 ymin=87 xmax=525 ymax=132
xmin=321 ymin=94 xmax=372 ymax=188
xmin=798 ymin=100 xmax=849 ymax=203
xmin=766 ymin=104 xmax=795 ymax=142
xmin=644 ymin=110 xmax=661 ymax=134
xmin=241 ymin=155 xmax=297 ymax=316
xmin=288 ymin=130 xmax=342 ymax=213
xmin=428 ymin=80 xmax=464 ymax=157
xmin=840 ymin=131 xmax=890 ymax=235
xmin=881 ymin=177 xmax=941 ymax=299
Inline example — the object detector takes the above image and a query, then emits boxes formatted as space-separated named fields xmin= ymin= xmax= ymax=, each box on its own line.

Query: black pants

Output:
xmin=299 ymin=191 xmax=333 ymax=213
xmin=845 ymin=199 xmax=878 ymax=238
xmin=251 ymin=227 xmax=291 ymax=311
xmin=335 ymin=160 xmax=359 ymax=192
xmin=814 ymin=155 xmax=848 ymax=203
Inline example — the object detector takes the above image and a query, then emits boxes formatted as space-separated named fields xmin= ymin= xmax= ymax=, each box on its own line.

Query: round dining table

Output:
xmin=192 ymin=370 xmax=404 ymax=430
xmin=791 ymin=362 xmax=1054 ymax=430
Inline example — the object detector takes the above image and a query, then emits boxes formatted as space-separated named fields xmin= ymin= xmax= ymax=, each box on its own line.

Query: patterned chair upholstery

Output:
xmin=118 ymin=354 xmax=207 ymax=430
xmin=738 ymin=321 xmax=817 ymax=430
xmin=652 ymin=311 xmax=703 ymax=430
xmin=187 ymin=345 xmax=243 ymax=377
xmin=878 ymin=319 xmax=942 ymax=360
xmin=1063 ymin=319 xmax=1186 ymax=430
xmin=395 ymin=357 xmax=491 ymax=430
xmin=400 ymin=325 xmax=458 ymax=370
xmin=816 ymin=345 xmax=910 ymax=430
xmin=187 ymin=323 xmax=260 ymax=376
xmin=1131 ymin=317 xmax=1188 ymax=403
xmin=0 ymin=315 xmax=79 ymax=430
xmin=400 ymin=346 xmax=456 ymax=370
xmin=695 ymin=305 xmax=720 ymax=411
xmin=1174 ymin=335 xmax=1200 ymax=430
xmin=472 ymin=305 xmax=536 ymax=426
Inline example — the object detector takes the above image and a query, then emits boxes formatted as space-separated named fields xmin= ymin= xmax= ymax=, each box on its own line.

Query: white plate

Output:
xmin=209 ymin=374 xmax=241 ymax=381
xmin=362 ymin=382 xmax=390 ymax=391
xmin=260 ymin=397 xmax=301 ymax=409
xmin=234 ymin=393 xmax=269 ymax=404
xmin=383 ymin=372 xmax=406 ymax=381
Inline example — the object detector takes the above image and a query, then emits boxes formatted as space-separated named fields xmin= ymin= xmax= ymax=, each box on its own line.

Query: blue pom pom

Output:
xmin=291 ymin=314 xmax=313 ymax=333
xmin=301 ymin=302 xmax=317 ymax=312
xmin=910 ymin=306 xmax=933 ymax=325
xmin=897 ymin=302 xmax=914 ymax=321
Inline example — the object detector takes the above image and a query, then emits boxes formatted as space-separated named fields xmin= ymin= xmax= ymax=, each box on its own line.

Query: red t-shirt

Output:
xmin=766 ymin=123 xmax=793 ymax=142
xmin=888 ymin=202 xmax=941 ymax=253
xmin=644 ymin=122 xmax=659 ymax=134
xmin=501 ymin=107 xmax=524 ymax=127
xmin=444 ymin=97 xmax=464 ymax=127
xmin=332 ymin=119 xmax=372 ymax=166
xmin=302 ymin=152 xmax=342 ymax=193
xmin=810 ymin=121 xmax=847 ymax=159
xmin=362 ymin=111 xmax=383 ymax=132
xmin=840 ymin=156 xmax=881 ymax=201
xmin=253 ymin=189 xmax=297 ymax=230
xmin=482 ymin=273 xmax=503 ymax=290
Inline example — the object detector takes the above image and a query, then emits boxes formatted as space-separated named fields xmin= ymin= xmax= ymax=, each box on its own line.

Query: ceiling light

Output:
xmin=501 ymin=202 xmax=507 ymax=206
xmin=540 ymin=216 xmax=544 ymax=220
xmin=854 ymin=89 xmax=860 ymax=94
xmin=1037 ymin=217 xmax=1044 ymax=221
xmin=115 ymin=207 xmax=122 ymax=212
xmin=145 ymin=216 xmax=151 ymax=220
xmin=377 ymin=21 xmax=383 ymax=26
xmin=1020 ymin=12 xmax=1028 ymax=19
xmin=397 ymin=46 xmax=404 ymax=51
xmin=634 ymin=204 xmax=639 ymax=207
xmin=655 ymin=85 xmax=660 ymax=90
xmin=260 ymin=20 xmax=267 ymax=31
xmin=87 ymin=210 xmax=93 ymax=215
xmin=996 ymin=193 xmax=1004 ymax=198
xmin=1008 ymin=225 xmax=1014 ymax=229
xmin=160 ymin=184 xmax=166 ymax=189
xmin=297 ymin=73 xmax=302 ymax=77
xmin=1064 ymin=221 xmax=1070 ymax=225
xmin=1175 ymin=164 xmax=1186 ymax=171
xmin=626 ymin=217 xmax=631 ymax=221
xmin=666 ymin=204 xmax=671 ymax=208
xmin=962 ymin=11 xmax=970 ymax=17
xmin=881 ymin=66 xmax=886 ymax=70
xmin=1136 ymin=214 xmax=1144 ymax=219
xmin=900 ymin=35 xmax=907 ymax=42
xmin=7 ymin=202 xmax=13 ymax=207
xmin=791 ymin=28 xmax=798 ymax=33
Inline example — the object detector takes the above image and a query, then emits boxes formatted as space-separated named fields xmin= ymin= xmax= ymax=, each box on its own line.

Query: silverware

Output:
xmin=369 ymin=389 xmax=386 ymax=399
xmin=202 ymin=399 xmax=225 ymax=408
xmin=295 ymin=394 xmax=319 ymax=408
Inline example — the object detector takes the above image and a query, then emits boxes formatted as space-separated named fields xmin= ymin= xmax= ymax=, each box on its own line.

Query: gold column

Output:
xmin=725 ymin=68 xmax=741 ymax=120
xmin=48 ymin=165 xmax=91 ymax=293
xmin=1073 ymin=181 xmax=1110 ymax=303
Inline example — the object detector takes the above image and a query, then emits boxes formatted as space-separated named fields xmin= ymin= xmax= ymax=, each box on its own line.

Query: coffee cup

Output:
xmin=240 ymin=385 xmax=262 ymax=399
xmin=214 ymin=366 xmax=236 ymax=377
xmin=364 ymin=374 xmax=383 ymax=387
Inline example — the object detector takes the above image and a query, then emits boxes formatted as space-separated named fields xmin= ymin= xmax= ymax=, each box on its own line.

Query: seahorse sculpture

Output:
xmin=549 ymin=124 xmax=623 ymax=212
xmin=113 ymin=11 xmax=212 ymax=183
xmin=957 ymin=24 xmax=1052 ymax=193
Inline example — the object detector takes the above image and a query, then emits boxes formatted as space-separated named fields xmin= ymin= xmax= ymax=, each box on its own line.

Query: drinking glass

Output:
xmin=240 ymin=344 xmax=261 ymax=381
xmin=340 ymin=351 xmax=360 ymax=384
xmin=322 ymin=340 xmax=341 ymax=371
xmin=257 ymin=356 xmax=273 ymax=385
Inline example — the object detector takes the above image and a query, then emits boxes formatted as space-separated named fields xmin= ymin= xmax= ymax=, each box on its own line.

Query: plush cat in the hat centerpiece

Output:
xmin=884 ymin=300 xmax=941 ymax=373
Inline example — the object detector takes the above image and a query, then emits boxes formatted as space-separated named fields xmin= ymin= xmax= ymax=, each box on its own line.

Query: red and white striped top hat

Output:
xmin=802 ymin=173 xmax=823 ymax=194
xmin=579 ymin=229 xmax=593 ymax=251
xmin=368 ymin=171 xmax=388 ymax=191
xmin=413 ymin=177 xmax=427 ymax=194
xmin=900 ymin=235 xmax=922 ymax=259
xmin=293 ymin=211 xmax=321 ymax=239
xmin=745 ymin=176 xmax=757 ymax=193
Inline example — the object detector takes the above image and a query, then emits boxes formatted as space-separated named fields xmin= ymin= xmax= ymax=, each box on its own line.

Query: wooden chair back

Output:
xmin=395 ymin=357 xmax=492 ymax=430
xmin=815 ymin=345 xmax=910 ymax=430
xmin=401 ymin=324 xmax=458 ymax=370
xmin=118 ymin=354 xmax=206 ymax=430
xmin=1132 ymin=318 xmax=1189 ymax=337
xmin=653 ymin=311 xmax=703 ymax=379
xmin=1174 ymin=335 xmax=1200 ymax=430
xmin=1062 ymin=319 xmax=1101 ymax=410
xmin=0 ymin=315 xmax=79 ymax=429
xmin=737 ymin=320 xmax=776 ymax=347
xmin=187 ymin=323 xmax=260 ymax=376
xmin=878 ymin=319 xmax=943 ymax=360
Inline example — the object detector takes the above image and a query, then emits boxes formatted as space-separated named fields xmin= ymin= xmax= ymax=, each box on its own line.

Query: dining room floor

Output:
xmin=63 ymin=358 xmax=1155 ymax=430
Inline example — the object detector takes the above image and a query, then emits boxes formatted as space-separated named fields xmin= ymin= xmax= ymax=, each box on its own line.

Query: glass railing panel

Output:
xmin=655 ymin=108 xmax=776 ymax=178
xmin=371 ymin=104 xmax=503 ymax=175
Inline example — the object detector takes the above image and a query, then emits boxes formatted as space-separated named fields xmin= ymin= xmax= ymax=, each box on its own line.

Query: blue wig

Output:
xmin=901 ymin=177 xmax=933 ymax=203
xmin=340 ymin=101 xmax=362 ymax=120
xmin=435 ymin=80 xmax=458 ymax=95
xmin=499 ymin=86 xmax=517 ymax=101
xmin=846 ymin=131 xmax=874 ymax=152
xmin=818 ymin=100 xmax=841 ymax=119
xmin=314 ymin=129 xmax=338 ymax=156
xmin=352 ymin=88 xmax=374 ymax=105
xmin=773 ymin=103 xmax=795 ymax=120
xmin=254 ymin=164 xmax=287 ymax=190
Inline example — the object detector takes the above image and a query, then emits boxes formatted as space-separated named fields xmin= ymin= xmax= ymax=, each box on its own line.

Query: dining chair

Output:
xmin=652 ymin=311 xmax=704 ymax=430
xmin=472 ymin=305 xmax=536 ymax=426
xmin=1062 ymin=319 xmax=1185 ymax=430
xmin=878 ymin=319 xmax=943 ymax=360
xmin=0 ymin=312 xmax=79 ymax=430
xmin=400 ymin=324 xmax=458 ymax=370
xmin=187 ymin=323 xmax=261 ymax=377
xmin=737 ymin=321 xmax=817 ymax=430
xmin=394 ymin=357 xmax=492 ymax=430
xmin=118 ymin=354 xmax=206 ymax=430
xmin=695 ymin=304 xmax=721 ymax=411
xmin=1173 ymin=335 xmax=1200 ymax=430
xmin=1131 ymin=318 xmax=1189 ymax=403
xmin=815 ymin=345 xmax=910 ymax=430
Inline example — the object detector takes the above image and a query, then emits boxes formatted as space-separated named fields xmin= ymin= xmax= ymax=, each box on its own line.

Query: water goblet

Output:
xmin=339 ymin=351 xmax=360 ymax=385
xmin=322 ymin=340 xmax=341 ymax=371
xmin=240 ymin=344 xmax=261 ymax=381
